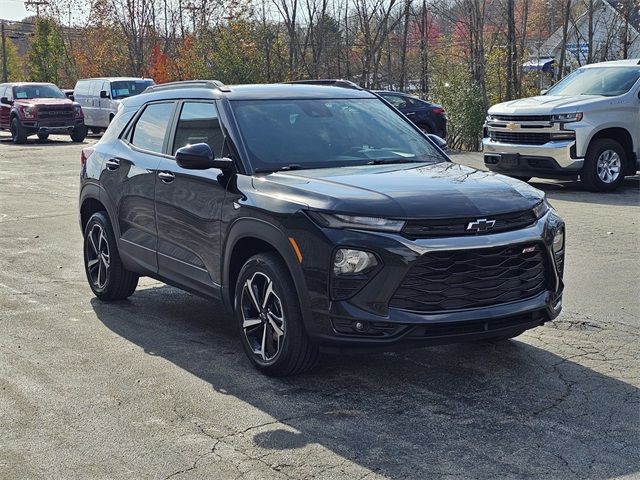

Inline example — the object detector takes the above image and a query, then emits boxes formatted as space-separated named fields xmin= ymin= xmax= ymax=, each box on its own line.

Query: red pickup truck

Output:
xmin=0 ymin=82 xmax=87 ymax=144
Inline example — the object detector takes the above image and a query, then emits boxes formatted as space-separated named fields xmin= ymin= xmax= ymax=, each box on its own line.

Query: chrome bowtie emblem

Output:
xmin=466 ymin=218 xmax=496 ymax=232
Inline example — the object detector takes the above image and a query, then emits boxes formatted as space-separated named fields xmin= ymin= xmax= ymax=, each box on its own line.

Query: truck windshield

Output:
xmin=231 ymin=98 xmax=445 ymax=172
xmin=110 ymin=80 xmax=155 ymax=99
xmin=14 ymin=84 xmax=66 ymax=99
xmin=546 ymin=67 xmax=640 ymax=97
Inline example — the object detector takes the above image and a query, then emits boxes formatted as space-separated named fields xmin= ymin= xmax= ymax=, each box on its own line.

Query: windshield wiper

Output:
xmin=366 ymin=158 xmax=419 ymax=165
xmin=254 ymin=164 xmax=304 ymax=173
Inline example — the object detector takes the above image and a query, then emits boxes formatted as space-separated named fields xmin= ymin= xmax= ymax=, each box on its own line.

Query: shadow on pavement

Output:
xmin=92 ymin=285 xmax=639 ymax=479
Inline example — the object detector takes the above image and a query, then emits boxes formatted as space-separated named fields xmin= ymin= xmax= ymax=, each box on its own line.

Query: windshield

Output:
xmin=231 ymin=98 xmax=444 ymax=171
xmin=14 ymin=84 xmax=66 ymax=100
xmin=110 ymin=80 xmax=155 ymax=99
xmin=546 ymin=67 xmax=640 ymax=96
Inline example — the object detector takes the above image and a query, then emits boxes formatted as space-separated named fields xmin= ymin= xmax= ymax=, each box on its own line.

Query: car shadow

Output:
xmin=91 ymin=285 xmax=639 ymax=479
xmin=530 ymin=176 xmax=639 ymax=207
xmin=0 ymin=132 xmax=93 ymax=146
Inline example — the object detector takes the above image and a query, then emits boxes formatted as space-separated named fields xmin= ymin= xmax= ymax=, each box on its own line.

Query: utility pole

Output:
xmin=25 ymin=0 xmax=49 ymax=16
xmin=1 ymin=22 xmax=7 ymax=82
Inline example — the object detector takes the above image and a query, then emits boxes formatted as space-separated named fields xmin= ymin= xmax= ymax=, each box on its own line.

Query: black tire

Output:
xmin=83 ymin=211 xmax=138 ymax=300
xmin=37 ymin=132 xmax=49 ymax=141
xmin=10 ymin=117 xmax=27 ymax=144
xmin=580 ymin=138 xmax=626 ymax=192
xmin=90 ymin=127 xmax=103 ymax=135
xmin=235 ymin=253 xmax=319 ymax=376
xmin=70 ymin=124 xmax=88 ymax=143
xmin=508 ymin=175 xmax=531 ymax=182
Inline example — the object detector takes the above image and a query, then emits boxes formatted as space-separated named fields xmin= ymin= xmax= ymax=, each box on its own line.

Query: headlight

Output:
xmin=21 ymin=106 xmax=36 ymax=118
xmin=312 ymin=212 xmax=406 ymax=232
xmin=333 ymin=249 xmax=378 ymax=275
xmin=553 ymin=228 xmax=564 ymax=253
xmin=552 ymin=112 xmax=582 ymax=123
xmin=486 ymin=114 xmax=496 ymax=121
xmin=532 ymin=198 xmax=550 ymax=219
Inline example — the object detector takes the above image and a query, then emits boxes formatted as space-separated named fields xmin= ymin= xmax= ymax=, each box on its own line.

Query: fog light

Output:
xmin=553 ymin=228 xmax=564 ymax=253
xmin=333 ymin=249 xmax=378 ymax=275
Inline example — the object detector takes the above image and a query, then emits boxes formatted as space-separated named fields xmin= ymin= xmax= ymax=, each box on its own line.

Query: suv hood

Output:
xmin=489 ymin=95 xmax=606 ymax=115
xmin=253 ymin=162 xmax=544 ymax=219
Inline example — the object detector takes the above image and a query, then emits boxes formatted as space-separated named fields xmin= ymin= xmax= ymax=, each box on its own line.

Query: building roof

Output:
xmin=603 ymin=0 xmax=640 ymax=32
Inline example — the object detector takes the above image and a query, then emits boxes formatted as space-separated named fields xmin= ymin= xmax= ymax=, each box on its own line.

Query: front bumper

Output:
xmin=483 ymin=137 xmax=583 ymax=177
xmin=20 ymin=118 xmax=84 ymax=135
xmin=297 ymin=209 xmax=565 ymax=350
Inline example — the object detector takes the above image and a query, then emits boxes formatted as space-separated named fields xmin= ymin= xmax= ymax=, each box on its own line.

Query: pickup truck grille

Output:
xmin=38 ymin=107 xmax=75 ymax=120
xmin=389 ymin=243 xmax=548 ymax=312
xmin=489 ymin=131 xmax=551 ymax=145
xmin=491 ymin=114 xmax=551 ymax=122
xmin=402 ymin=209 xmax=537 ymax=238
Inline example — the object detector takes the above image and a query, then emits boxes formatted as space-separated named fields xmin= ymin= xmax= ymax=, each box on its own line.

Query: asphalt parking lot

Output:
xmin=0 ymin=133 xmax=638 ymax=479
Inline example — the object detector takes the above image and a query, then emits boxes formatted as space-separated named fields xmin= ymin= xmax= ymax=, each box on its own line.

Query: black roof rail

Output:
xmin=285 ymin=79 xmax=363 ymax=90
xmin=146 ymin=80 xmax=231 ymax=93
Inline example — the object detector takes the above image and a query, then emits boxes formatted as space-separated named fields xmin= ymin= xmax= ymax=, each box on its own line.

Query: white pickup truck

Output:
xmin=483 ymin=59 xmax=639 ymax=191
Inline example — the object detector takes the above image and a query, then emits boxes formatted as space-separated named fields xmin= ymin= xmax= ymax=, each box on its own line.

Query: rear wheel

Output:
xmin=70 ymin=124 xmax=88 ymax=142
xmin=235 ymin=253 xmax=319 ymax=376
xmin=83 ymin=212 xmax=138 ymax=300
xmin=10 ymin=117 xmax=27 ymax=144
xmin=580 ymin=138 xmax=626 ymax=192
xmin=37 ymin=132 xmax=49 ymax=141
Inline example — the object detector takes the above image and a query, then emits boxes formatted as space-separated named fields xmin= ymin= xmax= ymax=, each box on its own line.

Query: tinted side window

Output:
xmin=382 ymin=94 xmax=407 ymax=108
xmin=131 ymin=102 xmax=175 ymax=154
xmin=172 ymin=102 xmax=224 ymax=155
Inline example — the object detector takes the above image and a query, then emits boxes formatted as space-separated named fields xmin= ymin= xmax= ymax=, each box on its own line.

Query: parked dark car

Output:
xmin=374 ymin=90 xmax=447 ymax=139
xmin=0 ymin=82 xmax=87 ymax=143
xmin=79 ymin=80 xmax=565 ymax=376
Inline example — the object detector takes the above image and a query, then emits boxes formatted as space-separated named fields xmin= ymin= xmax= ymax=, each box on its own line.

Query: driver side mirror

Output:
xmin=175 ymin=143 xmax=235 ymax=172
xmin=1 ymin=96 xmax=12 ymax=105
xmin=427 ymin=134 xmax=448 ymax=151
xmin=99 ymin=90 xmax=110 ymax=99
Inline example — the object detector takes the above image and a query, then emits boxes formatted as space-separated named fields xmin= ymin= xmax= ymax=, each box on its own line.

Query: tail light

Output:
xmin=432 ymin=107 xmax=445 ymax=116
xmin=81 ymin=147 xmax=95 ymax=167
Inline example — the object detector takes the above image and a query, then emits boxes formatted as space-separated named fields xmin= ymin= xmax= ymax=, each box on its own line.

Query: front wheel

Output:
xmin=83 ymin=212 xmax=138 ymax=300
xmin=235 ymin=253 xmax=319 ymax=376
xmin=580 ymin=138 xmax=626 ymax=192
xmin=10 ymin=117 xmax=27 ymax=144
xmin=70 ymin=124 xmax=88 ymax=142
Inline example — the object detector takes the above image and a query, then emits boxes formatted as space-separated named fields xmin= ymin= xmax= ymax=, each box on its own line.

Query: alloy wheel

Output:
xmin=241 ymin=271 xmax=285 ymax=362
xmin=86 ymin=224 xmax=110 ymax=289
xmin=596 ymin=149 xmax=621 ymax=184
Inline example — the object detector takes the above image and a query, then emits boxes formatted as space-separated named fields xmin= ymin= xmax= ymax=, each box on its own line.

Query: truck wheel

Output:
xmin=235 ymin=253 xmax=319 ymax=376
xmin=10 ymin=117 xmax=27 ymax=144
xmin=70 ymin=124 xmax=88 ymax=143
xmin=581 ymin=139 xmax=626 ymax=192
xmin=83 ymin=212 xmax=139 ymax=300
xmin=37 ymin=132 xmax=49 ymax=141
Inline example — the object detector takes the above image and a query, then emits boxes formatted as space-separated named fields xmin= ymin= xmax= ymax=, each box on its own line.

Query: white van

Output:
xmin=73 ymin=77 xmax=154 ymax=132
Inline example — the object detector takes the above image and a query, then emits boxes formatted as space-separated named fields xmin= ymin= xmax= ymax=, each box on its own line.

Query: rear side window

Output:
xmin=382 ymin=94 xmax=407 ymax=108
xmin=131 ymin=102 xmax=175 ymax=154
xmin=172 ymin=102 xmax=224 ymax=155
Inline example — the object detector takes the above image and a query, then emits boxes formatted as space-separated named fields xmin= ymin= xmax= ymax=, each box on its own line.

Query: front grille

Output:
xmin=491 ymin=114 xmax=551 ymax=122
xmin=489 ymin=131 xmax=551 ymax=145
xmin=403 ymin=209 xmax=536 ymax=239
xmin=38 ymin=107 xmax=75 ymax=120
xmin=389 ymin=244 xmax=547 ymax=312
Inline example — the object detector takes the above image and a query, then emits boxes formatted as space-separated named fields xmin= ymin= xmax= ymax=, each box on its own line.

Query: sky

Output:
xmin=1 ymin=0 xmax=29 ymax=22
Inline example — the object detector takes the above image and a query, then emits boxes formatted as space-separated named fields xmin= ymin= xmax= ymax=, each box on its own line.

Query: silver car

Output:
xmin=73 ymin=77 xmax=154 ymax=132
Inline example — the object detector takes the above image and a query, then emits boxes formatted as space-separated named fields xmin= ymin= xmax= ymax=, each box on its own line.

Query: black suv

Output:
xmin=79 ymin=80 xmax=565 ymax=376
xmin=374 ymin=90 xmax=447 ymax=139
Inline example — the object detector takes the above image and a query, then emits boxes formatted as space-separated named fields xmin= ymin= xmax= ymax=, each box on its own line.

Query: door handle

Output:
xmin=405 ymin=112 xmax=415 ymax=116
xmin=158 ymin=171 xmax=175 ymax=183
xmin=105 ymin=158 xmax=120 ymax=170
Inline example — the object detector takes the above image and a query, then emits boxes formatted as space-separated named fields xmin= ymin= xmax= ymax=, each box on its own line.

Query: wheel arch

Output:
xmin=222 ymin=218 xmax=311 ymax=321
xmin=587 ymin=127 xmax=635 ymax=175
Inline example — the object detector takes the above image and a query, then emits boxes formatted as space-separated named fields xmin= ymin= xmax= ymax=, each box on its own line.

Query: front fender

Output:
xmin=221 ymin=217 xmax=312 ymax=323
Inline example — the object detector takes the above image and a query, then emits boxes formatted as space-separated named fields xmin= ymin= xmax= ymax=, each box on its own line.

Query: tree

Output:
xmin=27 ymin=18 xmax=65 ymax=83
xmin=4 ymin=37 xmax=24 ymax=81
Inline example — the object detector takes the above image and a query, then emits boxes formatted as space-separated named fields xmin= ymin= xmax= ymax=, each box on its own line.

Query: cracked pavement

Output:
xmin=0 ymin=135 xmax=638 ymax=479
